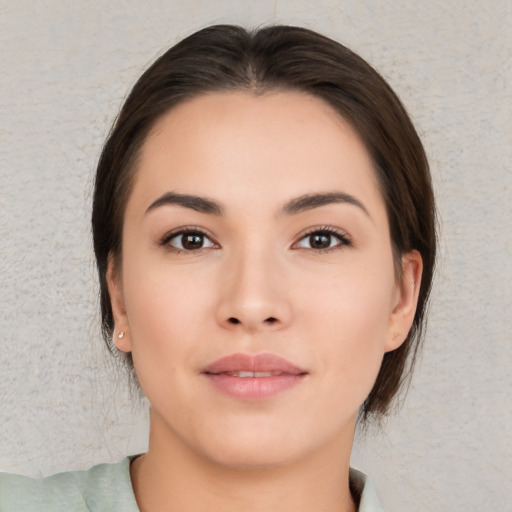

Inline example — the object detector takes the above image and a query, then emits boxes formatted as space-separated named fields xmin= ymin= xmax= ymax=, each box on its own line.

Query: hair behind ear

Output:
xmin=106 ymin=255 xmax=132 ymax=353
xmin=385 ymin=250 xmax=423 ymax=353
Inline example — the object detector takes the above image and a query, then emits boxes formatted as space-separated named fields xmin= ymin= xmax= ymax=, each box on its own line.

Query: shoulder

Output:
xmin=0 ymin=457 xmax=139 ymax=512
xmin=350 ymin=468 xmax=386 ymax=512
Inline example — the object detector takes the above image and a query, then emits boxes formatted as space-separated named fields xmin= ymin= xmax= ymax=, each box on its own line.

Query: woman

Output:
xmin=0 ymin=25 xmax=435 ymax=511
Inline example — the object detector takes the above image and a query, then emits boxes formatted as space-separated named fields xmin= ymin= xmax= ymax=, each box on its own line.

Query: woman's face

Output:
xmin=109 ymin=91 xmax=420 ymax=468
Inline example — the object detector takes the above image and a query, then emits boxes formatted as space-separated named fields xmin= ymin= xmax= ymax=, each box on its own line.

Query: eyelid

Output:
xmin=291 ymin=225 xmax=352 ymax=251
xmin=159 ymin=226 xmax=219 ymax=251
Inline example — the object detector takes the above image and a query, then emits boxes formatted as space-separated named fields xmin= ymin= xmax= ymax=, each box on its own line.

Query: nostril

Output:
xmin=227 ymin=317 xmax=277 ymax=325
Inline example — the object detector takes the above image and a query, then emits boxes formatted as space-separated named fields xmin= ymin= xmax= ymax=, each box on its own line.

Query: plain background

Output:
xmin=1 ymin=1 xmax=511 ymax=510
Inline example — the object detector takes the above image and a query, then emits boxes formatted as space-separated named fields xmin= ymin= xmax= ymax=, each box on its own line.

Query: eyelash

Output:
xmin=293 ymin=226 xmax=352 ymax=253
xmin=159 ymin=227 xmax=217 ymax=254
xmin=159 ymin=225 xmax=352 ymax=254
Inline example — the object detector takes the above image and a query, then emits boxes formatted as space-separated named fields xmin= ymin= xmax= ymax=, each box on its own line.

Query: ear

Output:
xmin=385 ymin=250 xmax=423 ymax=352
xmin=106 ymin=255 xmax=132 ymax=353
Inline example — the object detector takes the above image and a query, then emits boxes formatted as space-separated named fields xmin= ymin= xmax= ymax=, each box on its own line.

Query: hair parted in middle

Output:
xmin=92 ymin=24 xmax=436 ymax=423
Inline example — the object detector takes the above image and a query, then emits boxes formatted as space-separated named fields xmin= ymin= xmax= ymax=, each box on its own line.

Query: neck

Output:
xmin=131 ymin=410 xmax=358 ymax=512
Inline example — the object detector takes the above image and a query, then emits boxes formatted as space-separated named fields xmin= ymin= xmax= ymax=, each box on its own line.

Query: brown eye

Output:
xmin=309 ymin=233 xmax=332 ymax=249
xmin=167 ymin=231 xmax=215 ymax=251
xmin=182 ymin=233 xmax=204 ymax=250
xmin=295 ymin=229 xmax=350 ymax=251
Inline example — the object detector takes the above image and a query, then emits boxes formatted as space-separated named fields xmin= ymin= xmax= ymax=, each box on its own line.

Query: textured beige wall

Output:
xmin=1 ymin=1 xmax=511 ymax=510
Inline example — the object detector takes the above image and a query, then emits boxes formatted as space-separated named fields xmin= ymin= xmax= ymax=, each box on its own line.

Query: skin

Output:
xmin=108 ymin=91 xmax=422 ymax=511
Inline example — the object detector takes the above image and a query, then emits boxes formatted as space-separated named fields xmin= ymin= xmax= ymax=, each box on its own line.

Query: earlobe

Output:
xmin=106 ymin=255 xmax=132 ymax=353
xmin=385 ymin=250 xmax=423 ymax=352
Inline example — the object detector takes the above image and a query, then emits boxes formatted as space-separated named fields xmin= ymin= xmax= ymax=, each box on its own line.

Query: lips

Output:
xmin=202 ymin=353 xmax=307 ymax=401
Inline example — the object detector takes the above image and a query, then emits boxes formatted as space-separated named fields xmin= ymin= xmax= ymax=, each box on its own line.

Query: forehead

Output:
xmin=130 ymin=90 xmax=385 ymax=218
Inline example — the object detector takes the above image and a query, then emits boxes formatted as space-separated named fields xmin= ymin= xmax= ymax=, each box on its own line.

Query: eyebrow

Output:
xmin=146 ymin=192 xmax=223 ymax=215
xmin=145 ymin=191 xmax=369 ymax=218
xmin=281 ymin=192 xmax=370 ymax=217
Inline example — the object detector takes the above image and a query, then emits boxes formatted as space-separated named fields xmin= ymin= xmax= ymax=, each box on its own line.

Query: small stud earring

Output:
xmin=118 ymin=331 xmax=125 ymax=339
xmin=393 ymin=331 xmax=399 ymax=338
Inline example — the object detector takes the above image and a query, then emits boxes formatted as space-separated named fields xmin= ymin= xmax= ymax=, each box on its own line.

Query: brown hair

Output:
xmin=92 ymin=25 xmax=436 ymax=422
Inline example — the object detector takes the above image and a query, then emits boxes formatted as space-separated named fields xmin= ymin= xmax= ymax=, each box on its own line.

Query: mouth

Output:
xmin=222 ymin=371 xmax=288 ymax=378
xmin=202 ymin=353 xmax=307 ymax=401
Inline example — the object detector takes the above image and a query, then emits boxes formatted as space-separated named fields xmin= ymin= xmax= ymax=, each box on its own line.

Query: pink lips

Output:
xmin=203 ymin=353 xmax=307 ymax=401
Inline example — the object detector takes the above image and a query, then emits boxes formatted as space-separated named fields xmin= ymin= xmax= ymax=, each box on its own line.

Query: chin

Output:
xmin=201 ymin=437 xmax=302 ymax=471
xmin=190 ymin=415 xmax=347 ymax=472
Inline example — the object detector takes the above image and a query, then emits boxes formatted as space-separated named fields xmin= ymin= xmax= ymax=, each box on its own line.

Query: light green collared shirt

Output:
xmin=0 ymin=457 xmax=385 ymax=511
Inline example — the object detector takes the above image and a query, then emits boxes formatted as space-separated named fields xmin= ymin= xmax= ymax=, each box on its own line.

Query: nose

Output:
xmin=215 ymin=246 xmax=292 ymax=333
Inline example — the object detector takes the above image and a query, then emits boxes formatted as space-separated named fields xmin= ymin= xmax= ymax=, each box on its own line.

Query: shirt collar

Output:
xmin=350 ymin=468 xmax=386 ymax=512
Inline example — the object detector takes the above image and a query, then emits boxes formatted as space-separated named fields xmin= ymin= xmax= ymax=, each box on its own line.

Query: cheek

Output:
xmin=121 ymin=259 xmax=216 ymax=371
xmin=299 ymin=259 xmax=395 ymax=391
xmin=301 ymin=257 xmax=395 ymax=337
xmin=120 ymin=268 xmax=219 ymax=417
